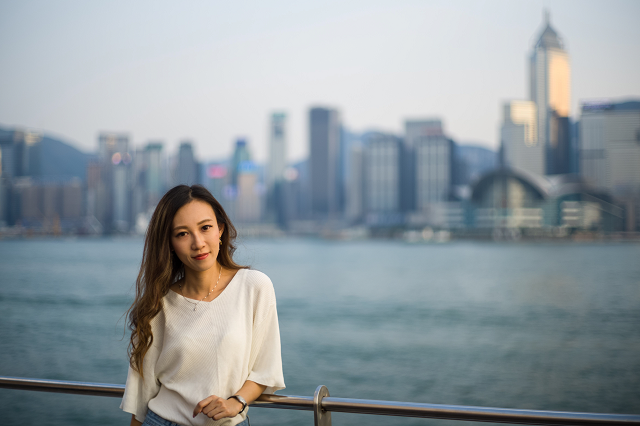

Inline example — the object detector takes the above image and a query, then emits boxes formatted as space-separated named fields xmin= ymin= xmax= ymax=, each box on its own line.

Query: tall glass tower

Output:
xmin=309 ymin=107 xmax=341 ymax=218
xmin=529 ymin=11 xmax=571 ymax=175
xmin=267 ymin=112 xmax=287 ymax=225
xmin=268 ymin=113 xmax=287 ymax=191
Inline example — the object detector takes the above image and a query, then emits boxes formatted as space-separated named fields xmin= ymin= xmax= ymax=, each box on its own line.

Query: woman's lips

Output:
xmin=193 ymin=253 xmax=209 ymax=260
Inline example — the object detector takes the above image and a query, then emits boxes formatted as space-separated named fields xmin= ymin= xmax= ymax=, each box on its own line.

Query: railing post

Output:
xmin=313 ymin=385 xmax=331 ymax=426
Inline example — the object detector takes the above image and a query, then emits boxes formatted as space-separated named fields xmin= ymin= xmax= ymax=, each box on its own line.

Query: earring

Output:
xmin=218 ymin=239 xmax=222 ymax=246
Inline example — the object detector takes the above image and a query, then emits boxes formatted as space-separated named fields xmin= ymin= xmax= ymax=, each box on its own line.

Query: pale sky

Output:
xmin=1 ymin=0 xmax=639 ymax=163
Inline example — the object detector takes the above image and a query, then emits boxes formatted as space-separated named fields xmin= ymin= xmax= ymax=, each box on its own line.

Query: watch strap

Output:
xmin=228 ymin=395 xmax=247 ymax=414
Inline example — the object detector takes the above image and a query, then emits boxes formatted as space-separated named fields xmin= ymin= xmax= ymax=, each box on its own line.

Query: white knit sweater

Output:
xmin=120 ymin=269 xmax=285 ymax=426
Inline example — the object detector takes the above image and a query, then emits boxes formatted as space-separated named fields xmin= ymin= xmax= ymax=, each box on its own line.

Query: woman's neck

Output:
xmin=182 ymin=262 xmax=222 ymax=298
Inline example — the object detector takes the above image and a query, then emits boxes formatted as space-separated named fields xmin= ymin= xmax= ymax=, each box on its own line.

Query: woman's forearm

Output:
xmin=235 ymin=380 xmax=267 ymax=405
xmin=130 ymin=414 xmax=142 ymax=426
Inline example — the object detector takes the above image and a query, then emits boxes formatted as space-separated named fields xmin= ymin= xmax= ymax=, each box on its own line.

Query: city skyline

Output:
xmin=1 ymin=0 xmax=639 ymax=163
xmin=3 ymin=97 xmax=638 ymax=234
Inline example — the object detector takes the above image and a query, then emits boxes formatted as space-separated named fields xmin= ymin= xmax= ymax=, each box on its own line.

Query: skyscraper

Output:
xmin=145 ymin=143 xmax=164 ymax=207
xmin=0 ymin=129 xmax=40 ymax=226
xmin=267 ymin=113 xmax=287 ymax=194
xmin=228 ymin=139 xmax=262 ymax=223
xmin=405 ymin=119 xmax=453 ymax=211
xmin=236 ymin=161 xmax=261 ymax=223
xmin=177 ymin=141 xmax=198 ymax=186
xmin=501 ymin=100 xmax=544 ymax=175
xmin=571 ymin=98 xmax=640 ymax=233
xmin=340 ymin=129 xmax=362 ymax=210
xmin=131 ymin=142 xmax=164 ymax=228
xmin=309 ymin=107 xmax=341 ymax=218
xmin=267 ymin=112 xmax=287 ymax=224
xmin=363 ymin=132 xmax=402 ymax=214
xmin=0 ymin=129 xmax=40 ymax=179
xmin=579 ymin=100 xmax=640 ymax=232
xmin=345 ymin=144 xmax=364 ymax=223
xmin=230 ymin=139 xmax=251 ymax=187
xmin=98 ymin=132 xmax=131 ymax=233
xmin=530 ymin=11 xmax=571 ymax=175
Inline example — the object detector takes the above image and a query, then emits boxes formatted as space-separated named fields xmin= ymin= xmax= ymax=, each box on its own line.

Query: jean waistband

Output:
xmin=143 ymin=410 xmax=250 ymax=426
xmin=143 ymin=410 xmax=182 ymax=426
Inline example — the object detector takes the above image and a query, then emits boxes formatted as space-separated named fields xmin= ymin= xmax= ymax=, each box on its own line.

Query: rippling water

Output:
xmin=1 ymin=238 xmax=639 ymax=426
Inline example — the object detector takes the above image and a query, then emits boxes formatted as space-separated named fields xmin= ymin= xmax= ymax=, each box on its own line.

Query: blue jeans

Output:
xmin=142 ymin=410 xmax=250 ymax=426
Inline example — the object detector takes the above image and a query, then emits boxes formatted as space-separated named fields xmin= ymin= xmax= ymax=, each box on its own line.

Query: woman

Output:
xmin=121 ymin=185 xmax=285 ymax=426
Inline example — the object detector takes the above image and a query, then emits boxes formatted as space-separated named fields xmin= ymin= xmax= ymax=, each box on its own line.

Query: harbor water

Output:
xmin=0 ymin=238 xmax=639 ymax=426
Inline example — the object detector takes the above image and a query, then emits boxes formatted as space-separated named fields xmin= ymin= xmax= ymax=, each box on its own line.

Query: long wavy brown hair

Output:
xmin=126 ymin=185 xmax=247 ymax=376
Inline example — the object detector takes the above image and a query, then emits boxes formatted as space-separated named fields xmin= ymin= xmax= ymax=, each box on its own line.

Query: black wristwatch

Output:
xmin=228 ymin=394 xmax=247 ymax=414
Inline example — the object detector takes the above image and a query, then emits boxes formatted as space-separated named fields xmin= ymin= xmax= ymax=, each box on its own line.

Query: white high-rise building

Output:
xmin=530 ymin=11 xmax=571 ymax=174
xmin=501 ymin=100 xmax=544 ymax=175
xmin=363 ymin=132 xmax=401 ymax=213
xmin=345 ymin=144 xmax=364 ymax=222
xmin=267 ymin=112 xmax=287 ymax=193
xmin=405 ymin=120 xmax=453 ymax=211
xmin=267 ymin=112 xmax=287 ymax=223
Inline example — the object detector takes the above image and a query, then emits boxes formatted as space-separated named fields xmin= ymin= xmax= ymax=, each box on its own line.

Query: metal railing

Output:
xmin=1 ymin=376 xmax=640 ymax=426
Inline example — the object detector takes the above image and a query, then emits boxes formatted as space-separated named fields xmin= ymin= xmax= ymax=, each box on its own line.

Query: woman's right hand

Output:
xmin=130 ymin=414 xmax=142 ymax=426
xmin=193 ymin=394 xmax=243 ymax=420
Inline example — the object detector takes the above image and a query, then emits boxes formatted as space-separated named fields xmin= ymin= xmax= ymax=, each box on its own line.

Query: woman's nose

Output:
xmin=191 ymin=233 xmax=205 ymax=250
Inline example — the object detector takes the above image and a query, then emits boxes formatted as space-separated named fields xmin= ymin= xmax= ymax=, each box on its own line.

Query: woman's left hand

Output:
xmin=193 ymin=395 xmax=243 ymax=420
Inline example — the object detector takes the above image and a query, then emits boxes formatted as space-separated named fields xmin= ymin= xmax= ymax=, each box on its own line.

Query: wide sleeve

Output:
xmin=246 ymin=278 xmax=286 ymax=394
xmin=120 ymin=315 xmax=164 ymax=422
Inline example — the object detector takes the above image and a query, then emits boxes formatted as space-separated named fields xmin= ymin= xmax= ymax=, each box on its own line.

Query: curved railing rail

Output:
xmin=2 ymin=376 xmax=640 ymax=426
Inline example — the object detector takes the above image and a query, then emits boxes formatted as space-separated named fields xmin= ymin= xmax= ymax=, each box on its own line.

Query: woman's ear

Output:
xmin=218 ymin=224 xmax=225 ymax=237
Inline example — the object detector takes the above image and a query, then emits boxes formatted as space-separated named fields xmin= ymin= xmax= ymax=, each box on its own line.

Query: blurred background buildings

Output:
xmin=0 ymin=13 xmax=638 ymax=239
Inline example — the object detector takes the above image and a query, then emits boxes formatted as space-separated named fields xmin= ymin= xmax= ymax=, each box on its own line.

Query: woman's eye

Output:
xmin=176 ymin=231 xmax=187 ymax=238
xmin=202 ymin=225 xmax=212 ymax=231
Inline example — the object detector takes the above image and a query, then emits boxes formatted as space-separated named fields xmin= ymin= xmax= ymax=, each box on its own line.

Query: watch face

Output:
xmin=232 ymin=395 xmax=247 ymax=413
xmin=232 ymin=395 xmax=247 ymax=408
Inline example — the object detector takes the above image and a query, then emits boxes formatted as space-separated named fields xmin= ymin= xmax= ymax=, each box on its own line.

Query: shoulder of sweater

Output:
xmin=242 ymin=269 xmax=276 ymax=299
xmin=243 ymin=268 xmax=273 ymax=289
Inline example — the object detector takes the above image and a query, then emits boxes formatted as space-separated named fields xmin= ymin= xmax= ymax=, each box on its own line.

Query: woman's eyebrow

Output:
xmin=172 ymin=218 xmax=214 ymax=232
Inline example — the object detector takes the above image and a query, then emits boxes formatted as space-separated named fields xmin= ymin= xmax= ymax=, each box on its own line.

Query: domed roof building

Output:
xmin=467 ymin=168 xmax=623 ymax=235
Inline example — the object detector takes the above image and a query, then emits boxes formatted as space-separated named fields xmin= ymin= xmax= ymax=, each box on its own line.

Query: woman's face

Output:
xmin=170 ymin=199 xmax=224 ymax=274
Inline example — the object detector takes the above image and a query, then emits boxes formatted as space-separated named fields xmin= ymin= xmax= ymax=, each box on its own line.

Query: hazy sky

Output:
xmin=1 ymin=0 xmax=639 ymax=163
